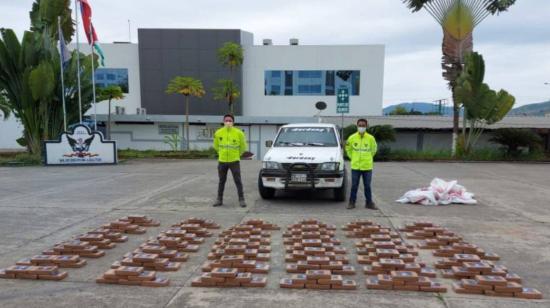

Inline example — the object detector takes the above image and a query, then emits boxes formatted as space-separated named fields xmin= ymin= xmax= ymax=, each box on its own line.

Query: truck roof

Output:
xmin=280 ymin=123 xmax=338 ymax=129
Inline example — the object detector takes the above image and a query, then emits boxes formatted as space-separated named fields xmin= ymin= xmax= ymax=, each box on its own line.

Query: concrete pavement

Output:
xmin=0 ymin=160 xmax=548 ymax=307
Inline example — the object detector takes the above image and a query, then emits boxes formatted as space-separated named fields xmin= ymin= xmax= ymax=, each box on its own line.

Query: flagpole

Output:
xmin=58 ymin=17 xmax=67 ymax=131
xmin=90 ymin=22 xmax=98 ymax=131
xmin=128 ymin=19 xmax=131 ymax=42
xmin=74 ymin=0 xmax=83 ymax=124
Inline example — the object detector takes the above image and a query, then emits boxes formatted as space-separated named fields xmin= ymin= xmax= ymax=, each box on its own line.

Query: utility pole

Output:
xmin=433 ymin=98 xmax=447 ymax=115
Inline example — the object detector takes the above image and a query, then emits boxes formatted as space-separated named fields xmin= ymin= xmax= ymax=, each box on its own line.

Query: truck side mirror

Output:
xmin=265 ymin=140 xmax=273 ymax=147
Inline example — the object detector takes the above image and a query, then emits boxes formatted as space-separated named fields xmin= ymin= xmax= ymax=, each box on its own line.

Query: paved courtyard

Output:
xmin=0 ymin=160 xmax=549 ymax=307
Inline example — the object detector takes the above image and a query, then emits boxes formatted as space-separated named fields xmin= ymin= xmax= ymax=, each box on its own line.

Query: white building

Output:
xmin=0 ymin=28 xmax=386 ymax=154
xmin=71 ymin=42 xmax=142 ymax=116
xmin=243 ymin=44 xmax=384 ymax=117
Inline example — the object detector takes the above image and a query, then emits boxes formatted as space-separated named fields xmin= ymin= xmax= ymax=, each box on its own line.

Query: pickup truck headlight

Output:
xmin=320 ymin=162 xmax=339 ymax=171
xmin=262 ymin=161 xmax=282 ymax=169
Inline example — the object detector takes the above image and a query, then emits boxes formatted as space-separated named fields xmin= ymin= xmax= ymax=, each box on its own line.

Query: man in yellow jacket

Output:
xmin=212 ymin=114 xmax=248 ymax=208
xmin=345 ymin=118 xmax=378 ymax=210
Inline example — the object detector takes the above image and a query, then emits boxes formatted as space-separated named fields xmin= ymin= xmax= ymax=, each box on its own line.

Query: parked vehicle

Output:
xmin=258 ymin=123 xmax=347 ymax=201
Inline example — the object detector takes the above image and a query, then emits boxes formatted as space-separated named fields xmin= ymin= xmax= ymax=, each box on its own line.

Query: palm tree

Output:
xmin=217 ymin=42 xmax=243 ymax=115
xmin=165 ymin=77 xmax=205 ymax=151
xmin=97 ymin=85 xmax=124 ymax=139
xmin=218 ymin=42 xmax=244 ymax=73
xmin=402 ymin=0 xmax=516 ymax=156
xmin=455 ymin=52 xmax=515 ymax=153
xmin=0 ymin=0 xmax=94 ymax=155
xmin=212 ymin=79 xmax=240 ymax=114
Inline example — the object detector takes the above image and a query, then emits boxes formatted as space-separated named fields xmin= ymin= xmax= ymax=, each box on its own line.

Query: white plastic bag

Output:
xmin=396 ymin=178 xmax=477 ymax=205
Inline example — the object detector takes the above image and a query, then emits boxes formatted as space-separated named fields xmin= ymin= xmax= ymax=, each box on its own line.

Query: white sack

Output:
xmin=396 ymin=178 xmax=477 ymax=205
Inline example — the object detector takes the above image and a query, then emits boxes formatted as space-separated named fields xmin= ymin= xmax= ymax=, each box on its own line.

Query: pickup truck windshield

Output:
xmin=274 ymin=127 xmax=338 ymax=147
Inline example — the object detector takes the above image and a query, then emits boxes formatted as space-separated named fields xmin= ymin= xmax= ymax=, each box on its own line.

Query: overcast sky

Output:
xmin=1 ymin=0 xmax=549 ymax=108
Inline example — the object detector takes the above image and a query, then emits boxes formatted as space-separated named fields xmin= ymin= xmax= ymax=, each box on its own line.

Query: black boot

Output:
xmin=365 ymin=202 xmax=378 ymax=210
xmin=347 ymin=201 xmax=356 ymax=209
xmin=239 ymin=199 xmax=247 ymax=208
xmin=212 ymin=198 xmax=223 ymax=207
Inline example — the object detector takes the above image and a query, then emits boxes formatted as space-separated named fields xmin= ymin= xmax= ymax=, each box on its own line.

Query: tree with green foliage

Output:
xmin=455 ymin=52 xmax=515 ymax=153
xmin=215 ymin=42 xmax=243 ymax=114
xmin=0 ymin=91 xmax=9 ymax=118
xmin=389 ymin=106 xmax=424 ymax=115
xmin=97 ymin=85 xmax=124 ymax=139
xmin=343 ymin=124 xmax=396 ymax=160
xmin=343 ymin=124 xmax=396 ymax=144
xmin=163 ymin=134 xmax=181 ymax=152
xmin=0 ymin=0 xmax=95 ymax=155
xmin=217 ymin=42 xmax=244 ymax=73
xmin=389 ymin=106 xmax=409 ymax=115
xmin=402 ymin=0 xmax=516 ymax=156
xmin=490 ymin=128 xmax=542 ymax=157
xmin=30 ymin=0 xmax=74 ymax=41
xmin=212 ymin=79 xmax=240 ymax=114
xmin=165 ymin=77 xmax=205 ymax=152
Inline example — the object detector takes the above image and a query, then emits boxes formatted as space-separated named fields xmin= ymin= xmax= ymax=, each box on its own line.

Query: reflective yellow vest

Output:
xmin=345 ymin=132 xmax=377 ymax=170
xmin=213 ymin=127 xmax=247 ymax=163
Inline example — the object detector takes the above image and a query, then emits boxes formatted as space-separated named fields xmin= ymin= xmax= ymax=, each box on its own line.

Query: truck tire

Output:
xmin=258 ymin=174 xmax=276 ymax=199
xmin=333 ymin=170 xmax=347 ymax=202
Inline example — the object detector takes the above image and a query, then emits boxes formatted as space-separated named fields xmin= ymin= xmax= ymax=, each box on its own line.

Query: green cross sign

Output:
xmin=337 ymin=88 xmax=349 ymax=114
xmin=337 ymin=88 xmax=349 ymax=104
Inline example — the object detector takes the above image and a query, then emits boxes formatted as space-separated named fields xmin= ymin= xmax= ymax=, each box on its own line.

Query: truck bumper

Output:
xmin=260 ymin=169 xmax=344 ymax=189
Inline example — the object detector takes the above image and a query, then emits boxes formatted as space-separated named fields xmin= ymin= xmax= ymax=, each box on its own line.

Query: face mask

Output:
xmin=358 ymin=127 xmax=366 ymax=133
xmin=224 ymin=122 xmax=233 ymax=128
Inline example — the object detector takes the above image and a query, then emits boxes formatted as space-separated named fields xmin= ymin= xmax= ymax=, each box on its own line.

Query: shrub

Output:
xmin=343 ymin=124 xmax=396 ymax=144
xmin=489 ymin=128 xmax=543 ymax=157
xmin=0 ymin=153 xmax=41 ymax=166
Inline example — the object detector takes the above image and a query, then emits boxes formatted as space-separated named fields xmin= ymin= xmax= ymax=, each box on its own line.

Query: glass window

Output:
xmin=284 ymin=70 xmax=293 ymax=96
xmin=264 ymin=70 xmax=360 ymax=96
xmin=274 ymin=127 xmax=338 ymax=147
xmin=298 ymin=71 xmax=322 ymax=78
xmin=352 ymin=71 xmax=360 ymax=95
xmin=95 ymin=68 xmax=129 ymax=93
xmin=325 ymin=70 xmax=335 ymax=95
xmin=270 ymin=85 xmax=281 ymax=95
xmin=298 ymin=85 xmax=322 ymax=95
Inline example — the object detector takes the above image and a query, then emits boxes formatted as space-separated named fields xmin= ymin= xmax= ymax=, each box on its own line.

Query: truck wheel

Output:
xmin=258 ymin=174 xmax=275 ymax=199
xmin=334 ymin=171 xmax=347 ymax=202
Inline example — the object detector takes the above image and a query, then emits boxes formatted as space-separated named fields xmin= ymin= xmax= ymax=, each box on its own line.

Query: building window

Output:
xmin=270 ymin=85 xmax=281 ymax=95
xmin=265 ymin=70 xmax=360 ymax=96
xmin=158 ymin=124 xmax=179 ymax=135
xmin=297 ymin=85 xmax=322 ymax=95
xmin=298 ymin=71 xmax=322 ymax=78
xmin=95 ymin=68 xmax=129 ymax=93
xmin=325 ymin=71 xmax=335 ymax=95
xmin=352 ymin=71 xmax=360 ymax=95
xmin=284 ymin=70 xmax=293 ymax=95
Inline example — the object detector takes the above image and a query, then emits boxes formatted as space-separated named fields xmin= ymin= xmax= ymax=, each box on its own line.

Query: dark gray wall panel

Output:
xmin=138 ymin=29 xmax=247 ymax=116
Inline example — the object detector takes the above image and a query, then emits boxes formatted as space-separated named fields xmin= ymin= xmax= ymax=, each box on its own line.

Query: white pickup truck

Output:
xmin=258 ymin=123 xmax=347 ymax=201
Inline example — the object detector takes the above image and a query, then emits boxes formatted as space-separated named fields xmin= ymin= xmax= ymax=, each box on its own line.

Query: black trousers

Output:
xmin=217 ymin=161 xmax=244 ymax=200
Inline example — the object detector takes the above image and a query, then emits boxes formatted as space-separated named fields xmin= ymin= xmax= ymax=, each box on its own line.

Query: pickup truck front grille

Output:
xmin=281 ymin=163 xmax=319 ymax=171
